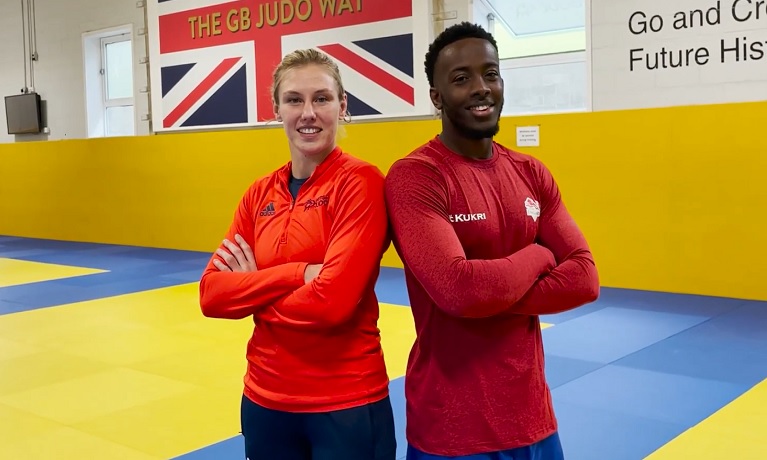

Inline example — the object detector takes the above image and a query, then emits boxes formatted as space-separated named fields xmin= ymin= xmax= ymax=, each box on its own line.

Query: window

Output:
xmin=83 ymin=25 xmax=136 ymax=138
xmin=500 ymin=52 xmax=588 ymax=116
xmin=486 ymin=0 xmax=586 ymax=60
xmin=101 ymin=36 xmax=135 ymax=137
xmin=473 ymin=0 xmax=591 ymax=115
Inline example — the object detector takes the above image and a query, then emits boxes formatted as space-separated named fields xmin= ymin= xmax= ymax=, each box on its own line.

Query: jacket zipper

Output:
xmin=280 ymin=180 xmax=308 ymax=245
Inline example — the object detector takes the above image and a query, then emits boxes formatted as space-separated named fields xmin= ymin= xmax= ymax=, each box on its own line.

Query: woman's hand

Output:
xmin=214 ymin=234 xmax=257 ymax=272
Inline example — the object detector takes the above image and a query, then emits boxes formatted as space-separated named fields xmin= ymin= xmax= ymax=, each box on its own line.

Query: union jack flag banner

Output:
xmin=147 ymin=0 xmax=433 ymax=132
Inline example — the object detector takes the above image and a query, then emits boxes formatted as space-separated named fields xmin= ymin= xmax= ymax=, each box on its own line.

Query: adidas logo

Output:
xmin=259 ymin=202 xmax=275 ymax=217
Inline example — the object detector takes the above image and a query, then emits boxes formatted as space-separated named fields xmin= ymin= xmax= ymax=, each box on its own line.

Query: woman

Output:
xmin=199 ymin=49 xmax=396 ymax=460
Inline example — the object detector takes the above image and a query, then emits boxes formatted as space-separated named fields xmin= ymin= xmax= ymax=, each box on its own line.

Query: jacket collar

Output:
xmin=278 ymin=146 xmax=343 ymax=184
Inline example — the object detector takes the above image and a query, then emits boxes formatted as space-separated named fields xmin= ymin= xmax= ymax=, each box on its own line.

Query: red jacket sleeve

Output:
xmin=384 ymin=158 xmax=556 ymax=319
xmin=509 ymin=160 xmax=599 ymax=315
xmin=263 ymin=165 xmax=389 ymax=329
xmin=199 ymin=183 xmax=307 ymax=320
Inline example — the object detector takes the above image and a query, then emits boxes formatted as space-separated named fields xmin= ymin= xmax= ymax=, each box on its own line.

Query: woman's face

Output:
xmin=274 ymin=64 xmax=347 ymax=158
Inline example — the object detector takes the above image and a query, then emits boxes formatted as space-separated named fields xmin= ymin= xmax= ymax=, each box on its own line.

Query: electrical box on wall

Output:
xmin=4 ymin=92 xmax=44 ymax=135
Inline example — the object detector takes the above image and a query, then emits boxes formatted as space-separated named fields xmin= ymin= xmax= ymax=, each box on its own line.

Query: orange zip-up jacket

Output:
xmin=199 ymin=147 xmax=391 ymax=413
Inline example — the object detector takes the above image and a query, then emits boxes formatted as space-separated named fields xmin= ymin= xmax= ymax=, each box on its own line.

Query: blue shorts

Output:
xmin=240 ymin=394 xmax=396 ymax=460
xmin=406 ymin=432 xmax=564 ymax=460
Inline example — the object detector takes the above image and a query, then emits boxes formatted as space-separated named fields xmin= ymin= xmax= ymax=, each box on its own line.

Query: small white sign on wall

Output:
xmin=516 ymin=126 xmax=540 ymax=147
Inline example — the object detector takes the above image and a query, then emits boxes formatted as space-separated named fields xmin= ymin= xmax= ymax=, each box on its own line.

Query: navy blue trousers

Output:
xmin=240 ymin=394 xmax=397 ymax=460
xmin=406 ymin=432 xmax=565 ymax=460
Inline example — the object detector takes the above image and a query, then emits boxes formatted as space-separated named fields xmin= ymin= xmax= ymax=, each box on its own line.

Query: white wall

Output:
xmin=0 ymin=0 xmax=149 ymax=143
xmin=5 ymin=0 xmax=761 ymax=144
xmin=0 ymin=1 xmax=29 ymax=141
xmin=437 ymin=0 xmax=472 ymax=30
xmin=0 ymin=0 xmax=477 ymax=144
xmin=591 ymin=0 xmax=767 ymax=111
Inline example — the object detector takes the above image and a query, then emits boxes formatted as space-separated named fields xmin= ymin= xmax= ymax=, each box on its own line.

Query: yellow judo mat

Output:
xmin=0 ymin=281 xmax=416 ymax=459
xmin=0 ymin=257 xmax=105 ymax=288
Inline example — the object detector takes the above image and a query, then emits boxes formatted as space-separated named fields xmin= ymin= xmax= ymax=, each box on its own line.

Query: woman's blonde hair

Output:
xmin=271 ymin=48 xmax=346 ymax=106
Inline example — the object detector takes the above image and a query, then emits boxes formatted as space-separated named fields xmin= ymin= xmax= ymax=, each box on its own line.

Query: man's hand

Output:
xmin=535 ymin=243 xmax=558 ymax=272
xmin=214 ymin=234 xmax=257 ymax=272
xmin=304 ymin=264 xmax=322 ymax=283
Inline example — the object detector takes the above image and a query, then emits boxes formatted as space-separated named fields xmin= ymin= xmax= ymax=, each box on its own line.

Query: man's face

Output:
xmin=431 ymin=37 xmax=504 ymax=140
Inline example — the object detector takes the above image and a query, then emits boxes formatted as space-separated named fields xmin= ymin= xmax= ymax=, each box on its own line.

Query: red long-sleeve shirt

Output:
xmin=384 ymin=136 xmax=599 ymax=456
xmin=199 ymin=147 xmax=391 ymax=413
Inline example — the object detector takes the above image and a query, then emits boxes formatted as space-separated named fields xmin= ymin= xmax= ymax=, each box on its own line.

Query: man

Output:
xmin=384 ymin=22 xmax=600 ymax=460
